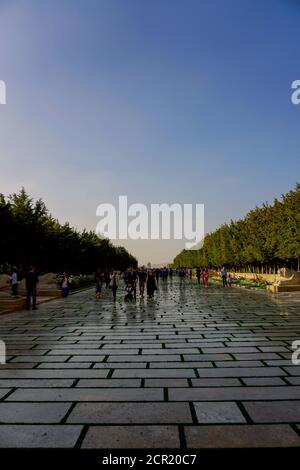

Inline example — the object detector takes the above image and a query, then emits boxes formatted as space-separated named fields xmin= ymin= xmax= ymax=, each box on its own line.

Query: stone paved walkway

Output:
xmin=0 ymin=279 xmax=300 ymax=448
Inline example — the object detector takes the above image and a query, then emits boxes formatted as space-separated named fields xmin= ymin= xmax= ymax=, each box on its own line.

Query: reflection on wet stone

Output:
xmin=0 ymin=280 xmax=300 ymax=447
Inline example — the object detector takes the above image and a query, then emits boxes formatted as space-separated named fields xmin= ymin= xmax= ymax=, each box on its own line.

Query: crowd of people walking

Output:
xmin=93 ymin=266 xmax=176 ymax=302
xmin=92 ymin=264 xmax=235 ymax=303
xmin=5 ymin=263 xmax=235 ymax=311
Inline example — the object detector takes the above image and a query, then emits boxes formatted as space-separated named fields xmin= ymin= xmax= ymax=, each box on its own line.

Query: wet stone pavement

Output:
xmin=0 ymin=279 xmax=300 ymax=448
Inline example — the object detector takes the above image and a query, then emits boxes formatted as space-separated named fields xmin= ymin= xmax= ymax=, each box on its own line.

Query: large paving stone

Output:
xmin=149 ymin=361 xmax=213 ymax=368
xmin=232 ymin=353 xmax=281 ymax=360
xmin=0 ymin=369 xmax=109 ymax=378
xmin=9 ymin=355 xmax=71 ymax=362
xmin=191 ymin=378 xmax=241 ymax=387
xmin=214 ymin=361 xmax=264 ymax=368
xmin=81 ymin=425 xmax=180 ymax=448
xmin=242 ymin=377 xmax=286 ymax=386
xmin=243 ymin=401 xmax=300 ymax=422
xmin=47 ymin=349 xmax=111 ymax=355
xmin=7 ymin=387 xmax=164 ymax=401
xmin=94 ymin=362 xmax=148 ymax=369
xmin=67 ymin=356 xmax=106 ymax=362
xmin=169 ymin=386 xmax=300 ymax=401
xmin=75 ymin=379 xmax=141 ymax=387
xmin=36 ymin=363 xmax=94 ymax=369
xmin=196 ymin=367 xmax=286 ymax=377
xmin=194 ymin=402 xmax=246 ymax=423
xmin=142 ymin=348 xmax=199 ymax=354
xmin=68 ymin=402 xmax=192 ymax=424
xmin=201 ymin=347 xmax=260 ymax=354
xmin=183 ymin=354 xmax=232 ymax=361
xmin=286 ymin=377 xmax=300 ymax=385
xmin=108 ymin=355 xmax=181 ymax=362
xmin=0 ymin=403 xmax=71 ymax=423
xmin=283 ymin=366 xmax=300 ymax=376
xmin=0 ymin=389 xmax=11 ymax=399
xmin=113 ymin=369 xmax=196 ymax=378
xmin=1 ymin=363 xmax=38 ymax=369
xmin=184 ymin=424 xmax=300 ymax=447
xmin=0 ymin=425 xmax=82 ymax=447
xmin=144 ymin=379 xmax=189 ymax=387
xmin=0 ymin=379 xmax=75 ymax=388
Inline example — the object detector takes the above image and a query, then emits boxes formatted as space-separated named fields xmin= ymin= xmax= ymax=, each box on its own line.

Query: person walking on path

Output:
xmin=178 ymin=267 xmax=185 ymax=285
xmin=146 ymin=270 xmax=157 ymax=298
xmin=95 ymin=271 xmax=103 ymax=299
xmin=104 ymin=270 xmax=111 ymax=288
xmin=162 ymin=267 xmax=168 ymax=280
xmin=110 ymin=271 xmax=119 ymax=302
xmin=138 ymin=267 xmax=147 ymax=297
xmin=221 ymin=267 xmax=227 ymax=287
xmin=25 ymin=266 xmax=39 ymax=310
xmin=227 ymin=273 xmax=233 ymax=287
xmin=203 ymin=268 xmax=209 ymax=288
xmin=196 ymin=267 xmax=201 ymax=284
xmin=61 ymin=272 xmax=69 ymax=298
xmin=10 ymin=268 xmax=18 ymax=296
xmin=168 ymin=267 xmax=173 ymax=284
xmin=124 ymin=267 xmax=137 ymax=300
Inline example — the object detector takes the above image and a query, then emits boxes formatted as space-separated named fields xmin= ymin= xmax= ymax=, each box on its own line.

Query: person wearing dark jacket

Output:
xmin=146 ymin=270 xmax=157 ymax=298
xmin=25 ymin=266 xmax=39 ymax=310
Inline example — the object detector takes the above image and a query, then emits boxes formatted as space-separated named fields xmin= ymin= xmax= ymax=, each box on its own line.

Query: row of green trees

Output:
xmin=0 ymin=189 xmax=137 ymax=274
xmin=173 ymin=184 xmax=300 ymax=273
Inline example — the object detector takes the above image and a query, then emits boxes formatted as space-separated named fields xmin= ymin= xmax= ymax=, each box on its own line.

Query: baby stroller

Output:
xmin=124 ymin=283 xmax=135 ymax=302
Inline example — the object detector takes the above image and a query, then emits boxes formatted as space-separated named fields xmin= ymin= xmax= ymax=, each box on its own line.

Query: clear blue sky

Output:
xmin=0 ymin=0 xmax=299 ymax=264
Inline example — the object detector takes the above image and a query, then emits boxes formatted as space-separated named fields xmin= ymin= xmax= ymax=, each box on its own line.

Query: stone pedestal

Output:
xmin=267 ymin=268 xmax=300 ymax=293
xmin=0 ymin=274 xmax=10 ymax=291
xmin=0 ymin=291 xmax=25 ymax=314
xmin=18 ymin=272 xmax=61 ymax=297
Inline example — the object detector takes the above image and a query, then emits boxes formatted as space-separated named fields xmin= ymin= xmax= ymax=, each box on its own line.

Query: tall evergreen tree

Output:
xmin=173 ymin=184 xmax=300 ymax=272
xmin=0 ymin=189 xmax=137 ymax=274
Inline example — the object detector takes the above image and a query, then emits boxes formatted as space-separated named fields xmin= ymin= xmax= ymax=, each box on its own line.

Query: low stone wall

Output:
xmin=210 ymin=271 xmax=283 ymax=282
xmin=17 ymin=287 xmax=61 ymax=297
xmin=0 ymin=293 xmax=26 ymax=314
xmin=216 ymin=270 xmax=300 ymax=293
xmin=0 ymin=274 xmax=10 ymax=291
xmin=267 ymin=284 xmax=300 ymax=293
xmin=231 ymin=272 xmax=278 ymax=283
xmin=0 ymin=272 xmax=95 ymax=314
xmin=0 ymin=272 xmax=61 ymax=314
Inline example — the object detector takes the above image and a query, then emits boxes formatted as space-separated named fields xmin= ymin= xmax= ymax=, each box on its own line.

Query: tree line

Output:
xmin=0 ymin=188 xmax=137 ymax=274
xmin=173 ymin=184 xmax=300 ymax=273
